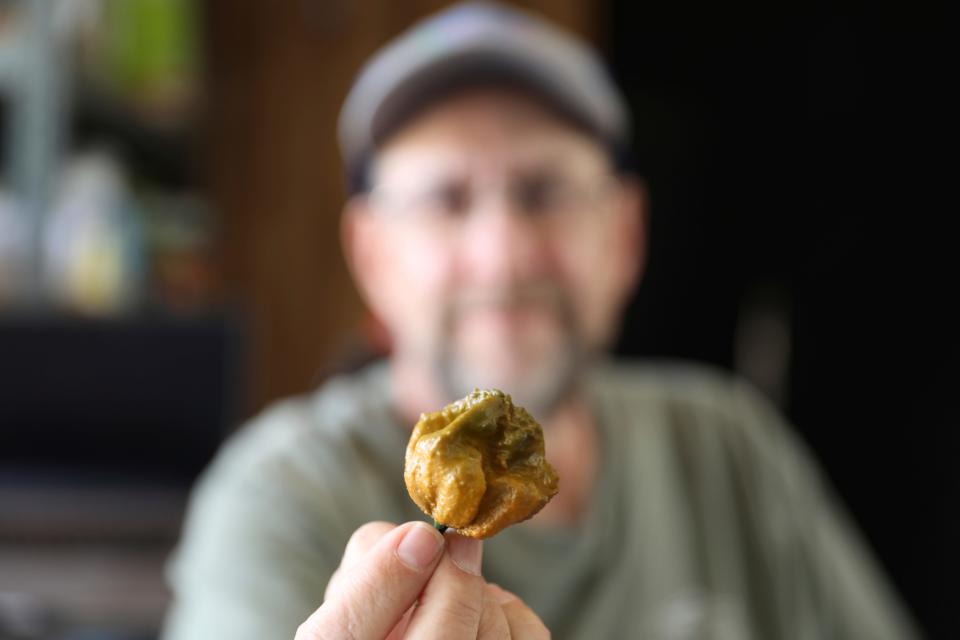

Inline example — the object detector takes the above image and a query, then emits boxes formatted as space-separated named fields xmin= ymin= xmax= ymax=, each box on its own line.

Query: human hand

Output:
xmin=295 ymin=521 xmax=549 ymax=639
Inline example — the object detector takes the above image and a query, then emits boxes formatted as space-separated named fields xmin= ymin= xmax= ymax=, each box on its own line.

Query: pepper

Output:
xmin=404 ymin=389 xmax=559 ymax=539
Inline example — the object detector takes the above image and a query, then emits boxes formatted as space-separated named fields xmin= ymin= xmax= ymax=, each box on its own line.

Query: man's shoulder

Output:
xmin=196 ymin=362 xmax=394 ymax=499
xmin=593 ymin=358 xmax=795 ymax=457
xmin=592 ymin=357 xmax=766 ymax=414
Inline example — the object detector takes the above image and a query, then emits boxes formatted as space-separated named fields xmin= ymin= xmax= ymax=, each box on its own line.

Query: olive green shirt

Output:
xmin=162 ymin=360 xmax=918 ymax=639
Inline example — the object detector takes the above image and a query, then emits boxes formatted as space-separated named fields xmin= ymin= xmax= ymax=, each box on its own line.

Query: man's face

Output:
xmin=346 ymin=89 xmax=644 ymax=416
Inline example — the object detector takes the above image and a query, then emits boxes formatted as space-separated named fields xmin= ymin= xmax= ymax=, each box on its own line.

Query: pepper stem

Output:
xmin=433 ymin=519 xmax=448 ymax=534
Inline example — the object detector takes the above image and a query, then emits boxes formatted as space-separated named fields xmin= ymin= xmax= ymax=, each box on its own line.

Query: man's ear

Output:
xmin=614 ymin=175 xmax=649 ymax=298
xmin=341 ymin=195 xmax=383 ymax=315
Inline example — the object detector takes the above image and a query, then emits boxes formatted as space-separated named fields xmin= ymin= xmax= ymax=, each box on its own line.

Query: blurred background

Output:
xmin=0 ymin=0 xmax=952 ymax=638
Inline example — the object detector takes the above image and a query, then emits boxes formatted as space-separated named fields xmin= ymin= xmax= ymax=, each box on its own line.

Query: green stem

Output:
xmin=433 ymin=519 xmax=448 ymax=534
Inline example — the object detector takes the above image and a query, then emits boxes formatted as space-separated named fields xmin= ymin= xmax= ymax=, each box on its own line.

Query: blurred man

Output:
xmin=163 ymin=3 xmax=917 ymax=638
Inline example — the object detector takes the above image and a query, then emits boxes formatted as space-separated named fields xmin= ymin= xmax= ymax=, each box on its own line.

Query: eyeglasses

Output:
xmin=367 ymin=172 xmax=617 ymax=238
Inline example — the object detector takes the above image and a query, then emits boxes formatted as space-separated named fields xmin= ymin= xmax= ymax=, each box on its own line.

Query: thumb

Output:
xmin=296 ymin=521 xmax=444 ymax=640
xmin=401 ymin=531 xmax=486 ymax=639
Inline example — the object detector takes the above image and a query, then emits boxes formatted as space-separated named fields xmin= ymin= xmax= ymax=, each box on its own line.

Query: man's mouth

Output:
xmin=450 ymin=296 xmax=564 ymax=339
xmin=450 ymin=285 xmax=565 ymax=323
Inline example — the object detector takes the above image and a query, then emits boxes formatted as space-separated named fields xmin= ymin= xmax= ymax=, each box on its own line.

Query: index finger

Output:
xmin=401 ymin=531 xmax=486 ymax=639
xmin=297 ymin=521 xmax=444 ymax=640
xmin=325 ymin=521 xmax=397 ymax=600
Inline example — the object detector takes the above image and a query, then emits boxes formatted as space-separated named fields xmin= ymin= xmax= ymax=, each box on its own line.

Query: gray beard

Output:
xmin=432 ymin=287 xmax=586 ymax=420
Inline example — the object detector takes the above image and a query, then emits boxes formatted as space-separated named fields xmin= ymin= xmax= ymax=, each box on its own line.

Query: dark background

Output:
xmin=608 ymin=2 xmax=954 ymax=637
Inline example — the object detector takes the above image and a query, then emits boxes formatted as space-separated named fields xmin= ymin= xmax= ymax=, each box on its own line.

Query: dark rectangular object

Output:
xmin=0 ymin=313 xmax=244 ymax=488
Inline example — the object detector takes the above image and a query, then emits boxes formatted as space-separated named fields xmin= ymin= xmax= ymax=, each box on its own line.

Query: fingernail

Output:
xmin=447 ymin=532 xmax=483 ymax=576
xmin=397 ymin=523 xmax=443 ymax=571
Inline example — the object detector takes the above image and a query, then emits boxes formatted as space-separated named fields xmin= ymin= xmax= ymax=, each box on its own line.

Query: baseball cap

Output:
xmin=337 ymin=1 xmax=631 ymax=193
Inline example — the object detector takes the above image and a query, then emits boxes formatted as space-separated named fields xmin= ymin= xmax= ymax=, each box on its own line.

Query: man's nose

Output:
xmin=456 ymin=193 xmax=550 ymax=284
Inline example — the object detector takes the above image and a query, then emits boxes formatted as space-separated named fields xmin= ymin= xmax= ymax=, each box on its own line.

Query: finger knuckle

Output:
xmin=444 ymin=591 xmax=485 ymax=623
xmin=503 ymin=602 xmax=551 ymax=640
xmin=522 ymin=610 xmax=549 ymax=632
xmin=296 ymin=615 xmax=325 ymax=639
xmin=297 ymin=604 xmax=364 ymax=640
xmin=294 ymin=619 xmax=324 ymax=640
xmin=323 ymin=568 xmax=342 ymax=600
xmin=529 ymin=618 xmax=551 ymax=639
xmin=488 ymin=626 xmax=511 ymax=640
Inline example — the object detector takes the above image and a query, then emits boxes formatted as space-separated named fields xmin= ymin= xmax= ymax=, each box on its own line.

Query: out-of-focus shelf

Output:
xmin=0 ymin=542 xmax=172 ymax=638
xmin=0 ymin=483 xmax=188 ymax=543
xmin=0 ymin=311 xmax=241 ymax=636
xmin=72 ymin=85 xmax=200 ymax=188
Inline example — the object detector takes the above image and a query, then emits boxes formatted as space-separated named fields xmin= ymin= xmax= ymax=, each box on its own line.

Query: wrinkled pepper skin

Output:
xmin=404 ymin=389 xmax=559 ymax=539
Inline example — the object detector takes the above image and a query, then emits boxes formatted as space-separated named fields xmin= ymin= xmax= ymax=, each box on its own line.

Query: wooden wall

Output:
xmin=201 ymin=0 xmax=601 ymax=413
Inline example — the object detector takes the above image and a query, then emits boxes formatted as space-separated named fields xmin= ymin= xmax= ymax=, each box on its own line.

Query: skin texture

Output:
xmin=404 ymin=389 xmax=560 ymax=538
xmin=296 ymin=521 xmax=550 ymax=640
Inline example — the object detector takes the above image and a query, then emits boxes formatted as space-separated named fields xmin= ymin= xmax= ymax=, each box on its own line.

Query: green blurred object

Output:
xmin=99 ymin=0 xmax=198 ymax=105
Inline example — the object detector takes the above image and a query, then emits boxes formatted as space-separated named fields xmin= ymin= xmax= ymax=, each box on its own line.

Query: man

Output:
xmin=162 ymin=3 xmax=918 ymax=638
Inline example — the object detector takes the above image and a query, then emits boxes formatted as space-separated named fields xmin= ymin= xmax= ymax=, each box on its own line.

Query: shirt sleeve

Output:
xmin=160 ymin=409 xmax=349 ymax=640
xmin=728 ymin=380 xmax=921 ymax=640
